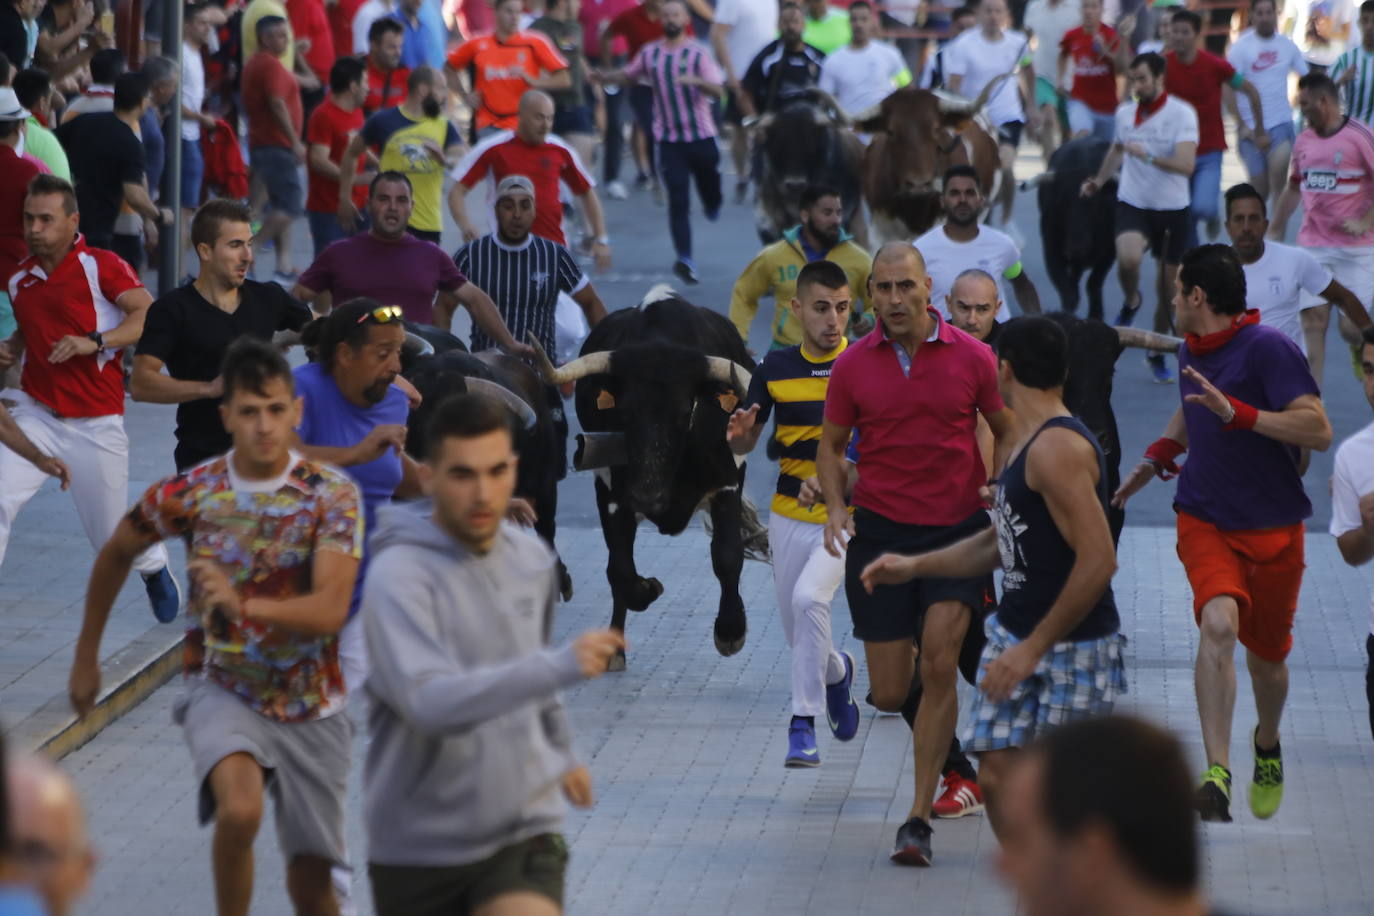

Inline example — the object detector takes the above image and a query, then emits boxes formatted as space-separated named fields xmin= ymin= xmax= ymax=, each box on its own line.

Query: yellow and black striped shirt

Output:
xmin=744 ymin=338 xmax=848 ymax=524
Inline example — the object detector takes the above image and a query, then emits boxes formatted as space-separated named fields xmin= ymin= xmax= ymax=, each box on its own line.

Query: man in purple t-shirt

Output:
xmin=1115 ymin=244 xmax=1332 ymax=825
xmin=292 ymin=171 xmax=533 ymax=360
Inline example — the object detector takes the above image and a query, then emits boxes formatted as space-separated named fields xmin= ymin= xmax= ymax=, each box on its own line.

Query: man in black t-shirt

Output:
xmin=740 ymin=3 xmax=825 ymax=115
xmin=55 ymin=72 xmax=169 ymax=262
xmin=133 ymin=199 xmax=310 ymax=471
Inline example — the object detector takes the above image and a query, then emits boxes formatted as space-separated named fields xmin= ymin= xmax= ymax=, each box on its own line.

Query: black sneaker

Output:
xmin=1195 ymin=764 xmax=1233 ymax=823
xmin=672 ymin=259 xmax=699 ymax=285
xmin=891 ymin=816 xmax=933 ymax=866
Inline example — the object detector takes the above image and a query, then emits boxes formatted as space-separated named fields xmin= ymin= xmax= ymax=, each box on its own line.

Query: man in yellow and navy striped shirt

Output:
xmin=726 ymin=259 xmax=860 ymax=768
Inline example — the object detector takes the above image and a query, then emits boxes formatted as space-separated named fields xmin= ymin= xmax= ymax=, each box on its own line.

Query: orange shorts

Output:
xmin=1176 ymin=510 xmax=1306 ymax=663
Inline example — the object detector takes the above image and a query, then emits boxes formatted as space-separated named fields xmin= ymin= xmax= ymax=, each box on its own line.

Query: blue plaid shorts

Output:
xmin=963 ymin=617 xmax=1128 ymax=753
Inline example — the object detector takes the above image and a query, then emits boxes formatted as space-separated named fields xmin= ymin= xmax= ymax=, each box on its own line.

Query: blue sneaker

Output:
xmin=826 ymin=651 xmax=860 ymax=742
xmin=1147 ymin=354 xmax=1174 ymax=384
xmin=142 ymin=567 xmax=183 ymax=623
xmin=785 ymin=718 xmax=820 ymax=768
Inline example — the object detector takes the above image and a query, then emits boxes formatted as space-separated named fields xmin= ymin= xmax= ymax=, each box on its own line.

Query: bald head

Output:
xmin=948 ymin=269 xmax=1000 ymax=341
xmin=517 ymin=90 xmax=555 ymax=144
xmin=874 ymin=240 xmax=927 ymax=275
xmin=869 ymin=242 xmax=934 ymax=342
xmin=8 ymin=757 xmax=93 ymax=916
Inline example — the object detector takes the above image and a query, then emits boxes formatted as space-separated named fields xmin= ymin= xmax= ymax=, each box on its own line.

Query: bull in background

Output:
xmin=753 ymin=91 xmax=867 ymax=246
xmin=855 ymin=82 xmax=1003 ymax=244
xmin=528 ymin=286 xmax=757 ymax=671
xmin=1038 ymin=137 xmax=1118 ymax=319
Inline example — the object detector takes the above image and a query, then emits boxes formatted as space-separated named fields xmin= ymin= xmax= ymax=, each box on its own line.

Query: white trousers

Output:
xmin=338 ymin=612 xmax=368 ymax=700
xmin=769 ymin=512 xmax=847 ymax=717
xmin=0 ymin=393 xmax=167 ymax=575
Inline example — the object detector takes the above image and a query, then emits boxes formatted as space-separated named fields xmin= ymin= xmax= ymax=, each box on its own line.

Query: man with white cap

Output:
xmin=0 ymin=86 xmax=40 ymax=342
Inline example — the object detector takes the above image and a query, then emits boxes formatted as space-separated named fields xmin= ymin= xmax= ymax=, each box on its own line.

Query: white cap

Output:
xmin=0 ymin=88 xmax=31 ymax=123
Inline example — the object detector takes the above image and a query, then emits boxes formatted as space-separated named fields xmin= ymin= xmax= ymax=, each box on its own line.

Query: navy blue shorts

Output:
xmin=554 ymin=104 xmax=595 ymax=136
xmin=249 ymin=146 xmax=304 ymax=217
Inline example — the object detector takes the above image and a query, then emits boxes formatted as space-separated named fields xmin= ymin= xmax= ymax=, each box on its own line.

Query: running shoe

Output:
xmin=825 ymin=651 xmax=860 ymax=741
xmin=891 ymin=816 xmax=933 ymax=866
xmin=785 ymin=719 xmax=820 ymax=768
xmin=1147 ymin=354 xmax=1174 ymax=384
xmin=734 ymin=179 xmax=749 ymax=204
xmin=1195 ymin=764 xmax=1233 ymax=823
xmin=1249 ymin=729 xmax=1284 ymax=820
xmin=704 ymin=204 xmax=721 ymax=222
xmin=605 ymin=180 xmax=629 ymax=201
xmin=633 ymin=173 xmax=654 ymax=192
xmin=1114 ymin=294 xmax=1141 ymax=327
xmin=142 ymin=567 xmax=183 ymax=623
xmin=672 ymin=258 xmax=699 ymax=285
xmin=931 ymin=773 xmax=984 ymax=819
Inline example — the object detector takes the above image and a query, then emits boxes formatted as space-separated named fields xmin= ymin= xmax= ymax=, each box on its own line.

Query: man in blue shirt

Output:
xmin=389 ymin=0 xmax=442 ymax=68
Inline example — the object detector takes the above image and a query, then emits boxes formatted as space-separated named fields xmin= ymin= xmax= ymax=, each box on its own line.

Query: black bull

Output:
xmin=527 ymin=289 xmax=757 ymax=671
xmin=754 ymin=101 xmax=865 ymax=243
xmin=1038 ymin=137 xmax=1118 ymax=320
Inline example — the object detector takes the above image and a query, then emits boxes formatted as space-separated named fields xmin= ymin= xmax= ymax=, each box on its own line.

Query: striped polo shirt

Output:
xmin=623 ymin=38 xmax=722 ymax=143
xmin=1332 ymin=46 xmax=1374 ymax=126
xmin=454 ymin=232 xmax=587 ymax=355
xmin=743 ymin=338 xmax=847 ymax=524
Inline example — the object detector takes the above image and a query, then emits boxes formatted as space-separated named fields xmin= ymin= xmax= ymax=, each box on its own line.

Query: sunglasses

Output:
xmin=356 ymin=305 xmax=405 ymax=325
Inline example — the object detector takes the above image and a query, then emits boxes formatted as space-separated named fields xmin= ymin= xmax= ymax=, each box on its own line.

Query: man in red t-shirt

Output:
xmin=286 ymin=0 xmax=335 ymax=105
xmin=444 ymin=0 xmax=570 ymax=136
xmin=1058 ymin=0 xmax=1130 ymax=143
xmin=243 ymin=15 xmax=306 ymax=279
xmin=364 ymin=17 xmax=410 ymax=115
xmin=1166 ymin=9 xmax=1268 ymax=246
xmin=0 ymin=175 xmax=178 ymax=621
xmin=449 ymin=89 xmax=611 ymax=268
xmin=306 ymin=57 xmax=376 ymax=257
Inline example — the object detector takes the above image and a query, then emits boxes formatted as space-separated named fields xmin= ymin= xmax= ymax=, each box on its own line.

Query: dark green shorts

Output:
xmin=370 ymin=833 xmax=568 ymax=916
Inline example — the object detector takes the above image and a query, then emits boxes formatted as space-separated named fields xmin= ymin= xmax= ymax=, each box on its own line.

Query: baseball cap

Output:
xmin=0 ymin=88 xmax=31 ymax=123
xmin=495 ymin=174 xmax=536 ymax=201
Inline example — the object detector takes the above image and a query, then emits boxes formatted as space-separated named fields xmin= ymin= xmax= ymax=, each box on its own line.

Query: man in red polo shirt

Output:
xmin=0 ymin=175 xmax=179 ymax=622
xmin=449 ymin=89 xmax=611 ymax=269
xmin=364 ymin=17 xmax=410 ymax=115
xmin=444 ymin=0 xmax=570 ymax=137
xmin=818 ymin=241 xmax=1014 ymax=868
xmin=306 ymin=57 xmax=374 ymax=257
xmin=1165 ymin=9 xmax=1268 ymax=247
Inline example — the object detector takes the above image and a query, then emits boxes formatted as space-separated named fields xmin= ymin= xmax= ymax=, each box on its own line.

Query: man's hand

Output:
xmin=69 ymin=655 xmax=100 ymax=717
xmin=348 ymin=424 xmax=408 ymax=465
xmin=505 ymin=341 xmax=538 ymax=361
xmin=0 ymin=339 xmax=21 ymax=370
xmin=1253 ymin=128 xmax=1270 ymax=152
xmin=199 ymin=112 xmax=217 ymax=130
xmin=822 ymin=512 xmax=854 ymax=558
xmin=465 ymin=89 xmax=483 ymax=113
xmin=393 ymin=374 xmax=422 ymax=408
xmin=292 ymin=140 xmax=308 ymax=163
xmin=859 ymin=552 xmax=918 ymax=594
xmin=421 ymin=138 xmax=447 ymax=166
xmin=562 ymin=765 xmax=594 ymax=807
xmin=1111 ymin=460 xmax=1158 ymax=508
xmin=203 ymin=375 xmax=224 ymax=399
xmin=1079 ymin=177 xmax=1100 ymax=198
xmin=677 ymin=74 xmax=706 ymax=88
xmin=35 ymin=455 xmax=71 ymax=489
xmin=338 ymin=200 xmax=360 ymax=234
xmin=1359 ymin=491 xmax=1374 ymax=533
xmin=460 ymin=222 xmax=481 ymax=243
xmin=592 ymin=240 xmax=611 ymax=272
xmin=1339 ymin=65 xmax=1359 ymax=86
xmin=48 ymin=334 xmax=99 ymax=363
xmin=1181 ymin=365 xmax=1234 ymax=420
xmin=572 ymin=628 xmax=628 ymax=677
xmin=979 ymin=639 xmax=1041 ymax=703
xmin=1123 ymin=141 xmax=1148 ymax=159
xmin=506 ymin=496 xmax=538 ymax=526
xmin=1343 ymin=216 xmax=1372 ymax=236
xmin=796 ymin=475 xmax=822 ymax=509
xmin=725 ymin=403 xmax=760 ymax=443
xmin=187 ymin=559 xmax=243 ymax=622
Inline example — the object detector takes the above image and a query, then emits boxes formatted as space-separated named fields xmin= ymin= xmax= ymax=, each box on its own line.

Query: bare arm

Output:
xmin=725 ymin=403 xmax=766 ymax=455
xmin=456 ymin=284 xmax=534 ymax=357
xmin=1124 ymin=138 xmax=1195 ymax=176
xmin=817 ymin=419 xmax=855 ymax=557
xmin=238 ymin=549 xmax=359 ymax=635
xmin=433 ymin=288 xmax=460 ymax=331
xmin=1082 ymin=142 xmax=1125 ymax=193
xmin=711 ymin=22 xmax=740 ymax=84
xmin=983 ymin=406 xmax=1017 ymax=479
xmin=1321 ymin=278 xmax=1373 ymax=329
xmin=1238 ymin=80 xmax=1266 ymax=141
xmin=575 ymin=190 xmax=611 ymax=270
xmin=571 ymin=283 xmax=609 ymax=327
xmin=1248 ymin=392 xmax=1332 ymax=450
xmin=1270 ymin=181 xmax=1301 ymax=238
xmin=268 ymin=96 xmax=304 ymax=153
xmin=1338 ymin=526 xmax=1374 ymax=566
xmin=337 ymin=132 xmax=367 ymax=230
xmin=71 ymin=517 xmax=151 ymax=714
xmin=861 ymin=525 xmax=1001 ymax=590
xmin=0 ymin=404 xmax=68 ymax=486
xmin=130 ymin=354 xmax=221 ymax=403
xmin=1008 ymin=271 xmax=1041 ymax=315
xmin=447 ymin=181 xmax=481 ymax=241
xmin=530 ymin=69 xmax=572 ymax=92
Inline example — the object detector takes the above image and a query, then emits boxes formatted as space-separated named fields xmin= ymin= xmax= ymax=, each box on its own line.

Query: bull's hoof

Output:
xmin=626 ymin=577 xmax=664 ymax=612
xmin=606 ymin=649 xmax=627 ymax=672
xmin=714 ymin=632 xmax=747 ymax=657
xmin=558 ymin=562 xmax=574 ymax=602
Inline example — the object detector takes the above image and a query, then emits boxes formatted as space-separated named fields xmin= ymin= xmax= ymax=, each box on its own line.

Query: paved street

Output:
xmin=4 ymin=141 xmax=1374 ymax=914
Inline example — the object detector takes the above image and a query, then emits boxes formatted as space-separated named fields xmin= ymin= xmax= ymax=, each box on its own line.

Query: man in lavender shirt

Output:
xmin=593 ymin=0 xmax=724 ymax=285
xmin=292 ymin=171 xmax=532 ymax=358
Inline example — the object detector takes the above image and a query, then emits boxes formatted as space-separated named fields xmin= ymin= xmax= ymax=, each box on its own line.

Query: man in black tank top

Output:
xmin=861 ymin=316 xmax=1125 ymax=841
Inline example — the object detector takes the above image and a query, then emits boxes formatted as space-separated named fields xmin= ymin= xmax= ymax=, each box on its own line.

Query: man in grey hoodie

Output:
xmin=363 ymin=392 xmax=625 ymax=916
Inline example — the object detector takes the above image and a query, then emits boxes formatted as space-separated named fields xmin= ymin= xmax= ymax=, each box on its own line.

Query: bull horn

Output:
xmin=463 ymin=377 xmax=538 ymax=429
xmin=1114 ymin=327 xmax=1184 ymax=352
xmin=849 ymin=102 xmax=882 ymax=124
xmin=526 ymin=332 xmax=613 ymax=385
xmin=748 ymin=112 xmax=775 ymax=132
xmin=704 ymin=355 xmax=752 ymax=393
xmin=403 ymin=331 xmax=435 ymax=357
xmin=936 ymin=69 xmax=1014 ymax=116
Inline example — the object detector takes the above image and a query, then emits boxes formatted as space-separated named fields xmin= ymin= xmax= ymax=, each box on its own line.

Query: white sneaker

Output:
xmin=606 ymin=180 xmax=629 ymax=200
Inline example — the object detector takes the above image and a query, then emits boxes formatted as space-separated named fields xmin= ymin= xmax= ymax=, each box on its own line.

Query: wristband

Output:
xmin=595 ymin=236 xmax=611 ymax=245
xmin=1223 ymin=395 xmax=1259 ymax=431
xmin=1144 ymin=436 xmax=1186 ymax=480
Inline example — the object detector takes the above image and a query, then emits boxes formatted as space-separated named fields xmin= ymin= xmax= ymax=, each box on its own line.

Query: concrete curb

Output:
xmin=14 ymin=628 xmax=184 ymax=760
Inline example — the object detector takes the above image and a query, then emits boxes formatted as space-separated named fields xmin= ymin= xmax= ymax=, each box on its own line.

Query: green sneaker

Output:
xmin=1250 ymin=729 xmax=1284 ymax=820
xmin=1195 ymin=764 xmax=1232 ymax=822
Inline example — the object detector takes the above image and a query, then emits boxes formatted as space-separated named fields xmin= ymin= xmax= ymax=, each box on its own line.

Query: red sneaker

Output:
xmin=931 ymin=773 xmax=984 ymax=819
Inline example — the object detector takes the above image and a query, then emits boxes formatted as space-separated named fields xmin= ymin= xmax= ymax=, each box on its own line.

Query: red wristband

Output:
xmin=1223 ymin=395 xmax=1258 ymax=431
xmin=1144 ymin=437 xmax=1186 ymax=480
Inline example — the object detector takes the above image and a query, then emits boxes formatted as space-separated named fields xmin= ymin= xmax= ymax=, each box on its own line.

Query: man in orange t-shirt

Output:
xmin=444 ymin=0 xmax=570 ymax=137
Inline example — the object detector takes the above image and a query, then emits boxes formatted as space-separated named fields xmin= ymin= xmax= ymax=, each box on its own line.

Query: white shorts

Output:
xmin=1302 ymin=246 xmax=1374 ymax=311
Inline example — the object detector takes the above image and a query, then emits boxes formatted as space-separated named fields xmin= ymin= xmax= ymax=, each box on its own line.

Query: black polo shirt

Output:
xmin=136 ymin=280 xmax=311 ymax=468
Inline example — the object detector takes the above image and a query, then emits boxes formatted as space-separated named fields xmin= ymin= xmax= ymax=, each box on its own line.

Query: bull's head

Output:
xmin=754 ymin=100 xmax=844 ymax=212
xmin=528 ymin=334 xmax=751 ymax=516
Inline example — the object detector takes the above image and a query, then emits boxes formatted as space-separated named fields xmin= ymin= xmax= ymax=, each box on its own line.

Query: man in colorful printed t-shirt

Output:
xmin=69 ymin=338 xmax=363 ymax=916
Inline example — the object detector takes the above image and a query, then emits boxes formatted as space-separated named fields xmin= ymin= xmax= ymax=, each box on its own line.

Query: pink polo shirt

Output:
xmin=825 ymin=311 xmax=1003 ymax=526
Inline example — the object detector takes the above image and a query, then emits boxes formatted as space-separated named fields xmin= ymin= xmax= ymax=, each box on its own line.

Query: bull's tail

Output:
xmin=700 ymin=494 xmax=772 ymax=563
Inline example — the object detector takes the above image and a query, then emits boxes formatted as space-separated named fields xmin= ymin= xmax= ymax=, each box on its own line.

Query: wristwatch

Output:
xmin=595 ymin=236 xmax=611 ymax=246
xmin=86 ymin=331 xmax=104 ymax=349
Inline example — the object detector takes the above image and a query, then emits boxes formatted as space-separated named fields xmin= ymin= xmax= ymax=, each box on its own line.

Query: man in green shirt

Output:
xmin=12 ymin=69 xmax=69 ymax=180
xmin=1333 ymin=0 xmax=1374 ymax=125
xmin=803 ymin=0 xmax=851 ymax=53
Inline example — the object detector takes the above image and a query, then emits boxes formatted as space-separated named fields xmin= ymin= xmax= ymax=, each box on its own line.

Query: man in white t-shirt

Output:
xmin=1330 ymin=327 xmax=1374 ymax=742
xmin=712 ymin=0 xmax=776 ymax=200
xmin=818 ymin=0 xmax=911 ymax=119
xmin=1285 ymin=0 xmax=1355 ymax=69
xmin=181 ymin=6 xmax=216 ymax=255
xmin=945 ymin=0 xmax=1036 ymax=225
xmin=913 ymin=164 xmax=1042 ymax=320
xmin=1023 ymin=0 xmax=1081 ymax=164
xmin=1081 ymin=51 xmax=1196 ymax=383
xmin=919 ymin=6 xmax=978 ymax=89
xmin=1228 ymin=0 xmax=1308 ymax=207
xmin=1225 ymin=181 xmax=1370 ymax=356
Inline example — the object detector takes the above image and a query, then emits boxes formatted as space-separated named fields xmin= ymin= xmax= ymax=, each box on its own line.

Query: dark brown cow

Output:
xmin=855 ymin=85 xmax=1003 ymax=243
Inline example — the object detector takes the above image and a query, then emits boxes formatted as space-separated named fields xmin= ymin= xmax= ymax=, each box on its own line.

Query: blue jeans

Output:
xmin=655 ymin=138 xmax=722 ymax=261
xmin=601 ymin=75 xmax=626 ymax=184
xmin=181 ymin=137 xmax=204 ymax=210
xmin=308 ymin=210 xmax=350 ymax=259
xmin=1187 ymin=150 xmax=1223 ymax=249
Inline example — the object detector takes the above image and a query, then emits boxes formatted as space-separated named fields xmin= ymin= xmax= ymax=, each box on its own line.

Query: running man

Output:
xmin=1330 ymin=0 xmax=1374 ymax=126
xmin=818 ymin=241 xmax=1014 ymax=865
xmin=1227 ymin=0 xmax=1307 ymax=208
xmin=70 ymin=338 xmax=363 ymax=915
xmin=726 ymin=260 xmax=861 ymax=768
xmin=1115 ymin=243 xmax=1333 ymax=823
xmin=1224 ymin=182 xmax=1371 ymax=359
xmin=363 ymin=393 xmax=624 ymax=915
xmin=862 ymin=315 xmax=1125 ymax=839
xmin=1271 ymin=71 xmax=1374 ymax=384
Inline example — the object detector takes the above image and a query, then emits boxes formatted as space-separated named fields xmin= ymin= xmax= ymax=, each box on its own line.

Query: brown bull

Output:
xmin=855 ymin=84 xmax=1003 ymax=244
